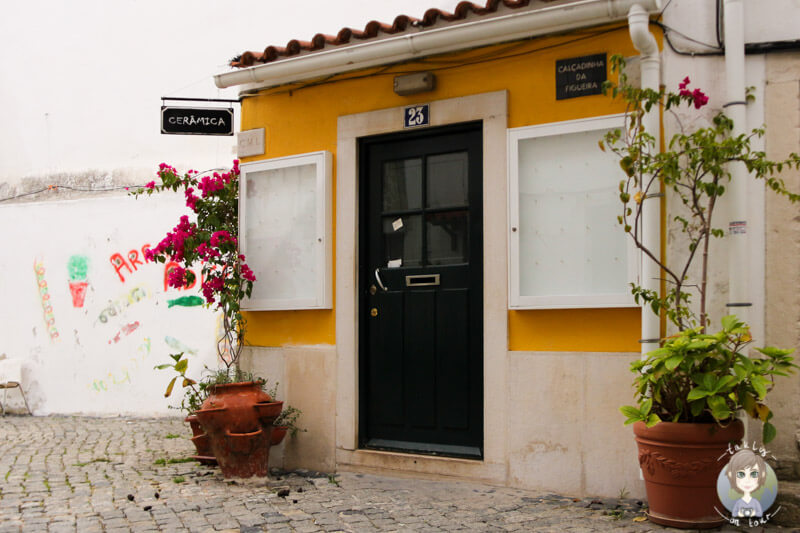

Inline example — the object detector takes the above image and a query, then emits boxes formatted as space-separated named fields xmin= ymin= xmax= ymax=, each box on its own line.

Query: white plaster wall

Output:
xmin=659 ymin=6 xmax=770 ymax=338
xmin=0 ymin=193 xmax=221 ymax=415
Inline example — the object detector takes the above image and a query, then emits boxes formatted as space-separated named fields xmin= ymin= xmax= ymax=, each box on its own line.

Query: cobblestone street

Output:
xmin=0 ymin=416 xmax=794 ymax=532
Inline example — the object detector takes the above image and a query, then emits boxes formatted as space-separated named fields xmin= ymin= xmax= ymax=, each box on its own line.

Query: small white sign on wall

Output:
xmin=237 ymin=128 xmax=265 ymax=158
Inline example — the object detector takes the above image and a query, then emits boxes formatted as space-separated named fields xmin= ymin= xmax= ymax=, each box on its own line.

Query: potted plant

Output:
xmin=132 ymin=161 xmax=283 ymax=478
xmin=155 ymin=352 xmax=216 ymax=464
xmin=263 ymin=382 xmax=305 ymax=446
xmin=602 ymin=55 xmax=799 ymax=528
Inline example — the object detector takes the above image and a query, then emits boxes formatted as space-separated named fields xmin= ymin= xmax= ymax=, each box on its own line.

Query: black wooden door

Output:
xmin=359 ymin=122 xmax=483 ymax=458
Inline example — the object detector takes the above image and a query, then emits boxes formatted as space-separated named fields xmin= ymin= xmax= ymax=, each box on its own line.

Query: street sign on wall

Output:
xmin=555 ymin=54 xmax=607 ymax=100
xmin=160 ymin=106 xmax=234 ymax=136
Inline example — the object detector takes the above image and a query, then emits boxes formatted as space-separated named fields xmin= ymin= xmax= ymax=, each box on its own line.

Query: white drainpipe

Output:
xmin=723 ymin=0 xmax=749 ymax=321
xmin=627 ymin=4 xmax=661 ymax=357
xmin=215 ymin=0 xmax=662 ymax=90
xmin=723 ymin=0 xmax=750 ymax=443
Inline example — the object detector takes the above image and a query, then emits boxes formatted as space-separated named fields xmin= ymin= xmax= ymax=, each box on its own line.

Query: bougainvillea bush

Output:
xmin=131 ymin=161 xmax=254 ymax=387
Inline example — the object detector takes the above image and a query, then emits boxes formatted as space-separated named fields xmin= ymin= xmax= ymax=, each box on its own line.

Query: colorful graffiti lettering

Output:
xmin=167 ymin=296 xmax=204 ymax=308
xmin=110 ymin=244 xmax=151 ymax=283
xmin=33 ymin=259 xmax=59 ymax=342
xmin=67 ymin=255 xmax=90 ymax=308
xmin=97 ymin=285 xmax=149 ymax=324
xmin=108 ymin=321 xmax=140 ymax=344
xmin=164 ymin=336 xmax=197 ymax=355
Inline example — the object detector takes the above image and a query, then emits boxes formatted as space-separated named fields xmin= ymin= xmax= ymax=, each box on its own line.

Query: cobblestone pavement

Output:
xmin=0 ymin=416 xmax=796 ymax=532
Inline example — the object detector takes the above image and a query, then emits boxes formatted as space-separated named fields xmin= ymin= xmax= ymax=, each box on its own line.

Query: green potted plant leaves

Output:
xmin=602 ymin=55 xmax=799 ymax=528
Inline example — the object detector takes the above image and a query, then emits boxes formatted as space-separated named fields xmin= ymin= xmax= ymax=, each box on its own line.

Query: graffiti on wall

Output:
xmin=67 ymin=255 xmax=90 ymax=308
xmin=164 ymin=336 xmax=197 ymax=355
xmin=108 ymin=321 xmax=141 ymax=345
xmin=33 ymin=259 xmax=59 ymax=342
xmin=96 ymin=285 xmax=149 ymax=324
xmin=167 ymin=295 xmax=204 ymax=308
xmin=89 ymin=337 xmax=151 ymax=393
xmin=110 ymin=244 xmax=202 ymax=294
xmin=110 ymin=244 xmax=151 ymax=283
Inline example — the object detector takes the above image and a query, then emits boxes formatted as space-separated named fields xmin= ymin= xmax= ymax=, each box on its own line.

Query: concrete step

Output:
xmin=772 ymin=480 xmax=800 ymax=527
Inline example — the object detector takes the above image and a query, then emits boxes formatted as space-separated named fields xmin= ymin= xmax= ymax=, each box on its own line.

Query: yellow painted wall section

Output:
xmin=240 ymin=23 xmax=659 ymax=349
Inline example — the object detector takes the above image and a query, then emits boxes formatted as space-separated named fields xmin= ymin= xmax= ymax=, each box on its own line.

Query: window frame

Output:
xmin=507 ymin=114 xmax=639 ymax=309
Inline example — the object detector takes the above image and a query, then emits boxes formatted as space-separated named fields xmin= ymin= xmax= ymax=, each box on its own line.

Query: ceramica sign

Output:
xmin=555 ymin=54 xmax=607 ymax=100
xmin=161 ymin=106 xmax=234 ymax=136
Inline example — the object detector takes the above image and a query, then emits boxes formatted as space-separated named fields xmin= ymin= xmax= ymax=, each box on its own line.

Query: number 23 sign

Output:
xmin=404 ymin=104 xmax=430 ymax=129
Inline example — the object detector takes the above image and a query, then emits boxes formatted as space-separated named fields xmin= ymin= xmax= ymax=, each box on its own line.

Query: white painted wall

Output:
xmin=0 ymin=193 xmax=223 ymax=415
xmin=659 ymin=2 xmax=787 ymax=341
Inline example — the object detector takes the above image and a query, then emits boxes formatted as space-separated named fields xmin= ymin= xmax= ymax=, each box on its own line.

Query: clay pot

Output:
xmin=634 ymin=420 xmax=744 ymax=529
xmin=194 ymin=382 xmax=283 ymax=478
xmin=271 ymin=426 xmax=288 ymax=446
xmin=184 ymin=414 xmax=217 ymax=466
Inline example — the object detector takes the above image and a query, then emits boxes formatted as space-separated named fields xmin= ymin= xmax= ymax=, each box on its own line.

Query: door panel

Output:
xmin=359 ymin=122 xmax=484 ymax=458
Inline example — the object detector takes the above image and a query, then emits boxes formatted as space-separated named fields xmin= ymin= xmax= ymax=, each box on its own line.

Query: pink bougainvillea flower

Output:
xmin=692 ymin=88 xmax=709 ymax=109
xmin=167 ymin=266 xmax=188 ymax=289
xmin=145 ymin=181 xmax=156 ymax=190
xmin=210 ymin=230 xmax=236 ymax=247
xmin=240 ymin=264 xmax=256 ymax=282
xmin=679 ymin=76 xmax=690 ymax=90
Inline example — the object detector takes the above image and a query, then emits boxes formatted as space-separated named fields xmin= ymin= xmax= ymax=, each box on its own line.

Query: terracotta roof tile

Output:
xmin=230 ymin=0 xmax=567 ymax=68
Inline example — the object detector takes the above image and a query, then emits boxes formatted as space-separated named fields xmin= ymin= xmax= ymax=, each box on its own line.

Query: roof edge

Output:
xmin=214 ymin=0 xmax=662 ymax=91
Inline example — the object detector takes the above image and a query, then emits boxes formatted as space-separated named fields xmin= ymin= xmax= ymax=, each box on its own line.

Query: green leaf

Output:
xmin=619 ymin=405 xmax=641 ymax=419
xmin=153 ymin=364 xmax=173 ymax=370
xmin=164 ymin=377 xmax=177 ymax=398
xmin=763 ymin=421 xmax=777 ymax=444
xmin=721 ymin=315 xmax=739 ymax=332
xmin=756 ymin=346 xmax=794 ymax=358
xmin=174 ymin=359 xmax=188 ymax=373
xmin=751 ymin=375 xmax=768 ymax=399
xmin=707 ymin=395 xmax=732 ymax=420
xmin=640 ymin=398 xmax=652 ymax=416
xmin=645 ymin=413 xmax=661 ymax=427
xmin=687 ymin=387 xmax=710 ymax=401
xmin=664 ymin=354 xmax=684 ymax=371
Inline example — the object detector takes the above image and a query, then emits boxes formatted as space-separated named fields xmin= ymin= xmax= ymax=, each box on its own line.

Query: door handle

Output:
xmin=374 ymin=268 xmax=388 ymax=291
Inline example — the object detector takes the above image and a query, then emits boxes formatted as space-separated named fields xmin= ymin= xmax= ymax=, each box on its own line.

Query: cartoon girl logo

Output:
xmin=716 ymin=447 xmax=780 ymax=525
xmin=726 ymin=449 xmax=767 ymax=517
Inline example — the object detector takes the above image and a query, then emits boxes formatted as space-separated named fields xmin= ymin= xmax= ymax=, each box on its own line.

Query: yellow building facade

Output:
xmin=223 ymin=1 xmax=665 ymax=497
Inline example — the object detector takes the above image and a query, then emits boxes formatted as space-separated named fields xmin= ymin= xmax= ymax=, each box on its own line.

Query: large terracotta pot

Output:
xmin=634 ymin=420 xmax=744 ymax=529
xmin=194 ymin=382 xmax=283 ymax=478
xmin=184 ymin=414 xmax=217 ymax=466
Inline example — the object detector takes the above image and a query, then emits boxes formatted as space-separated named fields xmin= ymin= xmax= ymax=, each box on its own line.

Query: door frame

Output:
xmin=335 ymin=91 xmax=508 ymax=473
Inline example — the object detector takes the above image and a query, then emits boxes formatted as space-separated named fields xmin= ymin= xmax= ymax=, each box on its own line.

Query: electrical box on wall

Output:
xmin=393 ymin=72 xmax=436 ymax=96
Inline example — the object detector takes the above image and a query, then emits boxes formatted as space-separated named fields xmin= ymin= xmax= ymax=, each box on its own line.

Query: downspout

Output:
xmin=628 ymin=4 xmax=661 ymax=357
xmin=723 ymin=0 xmax=749 ymax=323
xmin=723 ymin=0 xmax=750 ymax=441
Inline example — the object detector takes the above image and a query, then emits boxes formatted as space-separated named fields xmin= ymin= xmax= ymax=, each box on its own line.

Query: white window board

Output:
xmin=239 ymin=151 xmax=332 ymax=310
xmin=508 ymin=114 xmax=638 ymax=309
